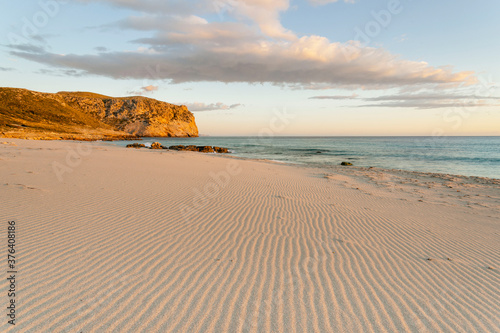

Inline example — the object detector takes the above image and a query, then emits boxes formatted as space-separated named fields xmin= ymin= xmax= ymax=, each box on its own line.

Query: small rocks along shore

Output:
xmin=127 ymin=142 xmax=230 ymax=153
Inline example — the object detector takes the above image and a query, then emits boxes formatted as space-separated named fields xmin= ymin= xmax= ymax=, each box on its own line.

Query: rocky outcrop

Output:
xmin=197 ymin=146 xmax=215 ymax=153
xmin=0 ymin=88 xmax=199 ymax=140
xmin=57 ymin=92 xmax=198 ymax=137
xmin=213 ymin=147 xmax=229 ymax=153
xmin=169 ymin=145 xmax=198 ymax=151
xmin=126 ymin=143 xmax=229 ymax=153
xmin=169 ymin=145 xmax=229 ymax=153
xmin=126 ymin=143 xmax=146 ymax=148
xmin=150 ymin=142 xmax=163 ymax=149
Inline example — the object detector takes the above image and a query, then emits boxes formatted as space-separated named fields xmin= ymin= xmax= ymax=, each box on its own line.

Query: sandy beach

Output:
xmin=1 ymin=139 xmax=499 ymax=332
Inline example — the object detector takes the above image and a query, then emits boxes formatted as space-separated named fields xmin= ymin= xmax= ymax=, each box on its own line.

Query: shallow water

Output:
xmin=113 ymin=136 xmax=500 ymax=179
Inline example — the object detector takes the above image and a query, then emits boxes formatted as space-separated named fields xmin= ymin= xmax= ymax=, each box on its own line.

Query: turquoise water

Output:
xmin=113 ymin=137 xmax=500 ymax=179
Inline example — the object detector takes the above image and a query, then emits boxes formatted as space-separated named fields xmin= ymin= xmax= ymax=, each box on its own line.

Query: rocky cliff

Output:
xmin=0 ymin=88 xmax=198 ymax=140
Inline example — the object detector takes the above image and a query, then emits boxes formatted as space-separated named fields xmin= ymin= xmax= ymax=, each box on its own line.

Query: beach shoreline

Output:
xmin=110 ymin=136 xmax=500 ymax=180
xmin=1 ymin=138 xmax=498 ymax=332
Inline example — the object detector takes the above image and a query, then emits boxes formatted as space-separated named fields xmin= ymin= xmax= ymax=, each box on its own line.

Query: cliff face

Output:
xmin=0 ymin=88 xmax=199 ymax=140
xmin=57 ymin=92 xmax=198 ymax=137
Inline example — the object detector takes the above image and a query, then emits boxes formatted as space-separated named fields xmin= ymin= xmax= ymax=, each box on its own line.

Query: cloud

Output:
xmin=82 ymin=0 xmax=295 ymax=39
xmin=308 ymin=0 xmax=356 ymax=5
xmin=10 ymin=0 xmax=477 ymax=90
xmin=10 ymin=38 xmax=476 ymax=89
xmin=230 ymin=0 xmax=295 ymax=40
xmin=0 ymin=67 xmax=15 ymax=72
xmin=127 ymin=85 xmax=159 ymax=95
xmin=185 ymin=102 xmax=242 ymax=111
xmin=309 ymin=93 xmax=358 ymax=99
xmin=364 ymin=93 xmax=500 ymax=101
xmin=77 ymin=0 xmax=203 ymax=15
xmin=359 ymin=92 xmax=500 ymax=109
xmin=361 ymin=101 xmax=497 ymax=109
xmin=309 ymin=91 xmax=500 ymax=108
xmin=30 ymin=35 xmax=48 ymax=44
xmin=7 ymin=43 xmax=47 ymax=53
xmin=394 ymin=34 xmax=408 ymax=43
xmin=125 ymin=15 xmax=261 ymax=49
xmin=94 ymin=46 xmax=109 ymax=52
xmin=37 ymin=68 xmax=86 ymax=77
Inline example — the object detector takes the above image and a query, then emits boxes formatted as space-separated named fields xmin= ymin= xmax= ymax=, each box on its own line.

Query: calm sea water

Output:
xmin=113 ymin=137 xmax=500 ymax=179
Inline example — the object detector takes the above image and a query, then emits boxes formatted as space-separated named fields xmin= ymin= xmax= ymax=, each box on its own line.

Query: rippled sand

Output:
xmin=1 ymin=139 xmax=498 ymax=332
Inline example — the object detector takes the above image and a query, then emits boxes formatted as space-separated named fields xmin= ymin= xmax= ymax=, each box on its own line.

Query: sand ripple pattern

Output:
xmin=0 ymin=141 xmax=499 ymax=332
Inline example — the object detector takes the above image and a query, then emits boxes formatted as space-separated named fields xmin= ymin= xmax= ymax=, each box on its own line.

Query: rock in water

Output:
xmin=169 ymin=145 xmax=186 ymax=151
xmin=197 ymin=146 xmax=215 ymax=153
xmin=340 ymin=162 xmax=353 ymax=166
xmin=150 ymin=142 xmax=163 ymax=149
xmin=167 ymin=145 xmax=229 ymax=153
xmin=213 ymin=146 xmax=229 ymax=153
xmin=126 ymin=143 xmax=145 ymax=148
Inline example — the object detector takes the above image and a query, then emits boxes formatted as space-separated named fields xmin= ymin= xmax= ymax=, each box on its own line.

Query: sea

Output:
xmin=113 ymin=136 xmax=500 ymax=179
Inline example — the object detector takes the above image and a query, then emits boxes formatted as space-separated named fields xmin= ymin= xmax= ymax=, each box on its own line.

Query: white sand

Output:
xmin=0 ymin=139 xmax=499 ymax=332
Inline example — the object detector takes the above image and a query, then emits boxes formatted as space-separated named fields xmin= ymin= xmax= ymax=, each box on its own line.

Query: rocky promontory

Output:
xmin=0 ymin=88 xmax=198 ymax=140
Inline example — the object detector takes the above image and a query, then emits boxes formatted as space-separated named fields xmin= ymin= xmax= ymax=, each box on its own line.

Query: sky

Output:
xmin=1 ymin=0 xmax=499 ymax=136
